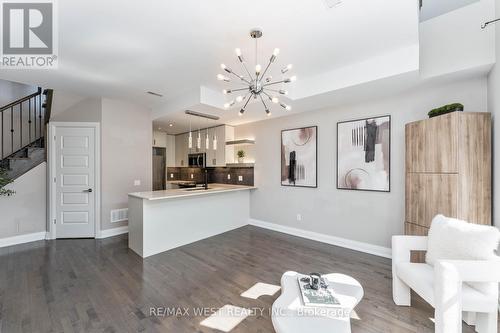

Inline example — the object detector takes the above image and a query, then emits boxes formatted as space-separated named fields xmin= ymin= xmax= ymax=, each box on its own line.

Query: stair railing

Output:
xmin=0 ymin=87 xmax=46 ymax=160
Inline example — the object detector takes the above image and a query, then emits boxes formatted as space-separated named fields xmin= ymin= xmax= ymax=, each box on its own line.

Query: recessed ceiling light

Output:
xmin=147 ymin=91 xmax=163 ymax=97
xmin=169 ymin=123 xmax=173 ymax=127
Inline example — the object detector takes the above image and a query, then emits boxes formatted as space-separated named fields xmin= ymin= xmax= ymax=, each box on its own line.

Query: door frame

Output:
xmin=48 ymin=122 xmax=101 ymax=239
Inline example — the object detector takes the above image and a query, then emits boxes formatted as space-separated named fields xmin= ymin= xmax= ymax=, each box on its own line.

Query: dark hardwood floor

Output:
xmin=0 ymin=226 xmax=483 ymax=333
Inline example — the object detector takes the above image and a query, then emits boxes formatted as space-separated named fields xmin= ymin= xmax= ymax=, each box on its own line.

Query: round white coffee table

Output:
xmin=271 ymin=271 xmax=364 ymax=333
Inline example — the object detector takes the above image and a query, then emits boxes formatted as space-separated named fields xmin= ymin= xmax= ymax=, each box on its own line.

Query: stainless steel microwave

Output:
xmin=188 ymin=153 xmax=206 ymax=168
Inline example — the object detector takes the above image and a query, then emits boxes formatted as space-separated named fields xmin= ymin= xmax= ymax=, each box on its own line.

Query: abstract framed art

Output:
xmin=337 ymin=116 xmax=390 ymax=192
xmin=281 ymin=126 xmax=317 ymax=188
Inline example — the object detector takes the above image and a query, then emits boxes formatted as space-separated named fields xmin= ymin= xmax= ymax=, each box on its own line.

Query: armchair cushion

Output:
xmin=426 ymin=215 xmax=499 ymax=266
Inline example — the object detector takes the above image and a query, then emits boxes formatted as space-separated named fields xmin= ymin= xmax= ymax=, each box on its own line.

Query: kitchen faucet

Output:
xmin=203 ymin=168 xmax=208 ymax=190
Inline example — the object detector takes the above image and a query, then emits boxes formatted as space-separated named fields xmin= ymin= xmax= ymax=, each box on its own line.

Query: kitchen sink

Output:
xmin=183 ymin=187 xmax=213 ymax=191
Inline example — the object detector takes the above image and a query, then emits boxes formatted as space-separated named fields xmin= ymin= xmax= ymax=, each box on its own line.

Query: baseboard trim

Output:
xmin=248 ymin=218 xmax=392 ymax=259
xmin=97 ymin=226 xmax=128 ymax=239
xmin=0 ymin=231 xmax=47 ymax=248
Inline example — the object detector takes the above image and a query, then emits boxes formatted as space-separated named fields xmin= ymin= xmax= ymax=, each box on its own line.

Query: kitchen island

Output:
xmin=128 ymin=184 xmax=255 ymax=258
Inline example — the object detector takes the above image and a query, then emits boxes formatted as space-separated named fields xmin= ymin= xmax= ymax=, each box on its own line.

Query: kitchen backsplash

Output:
xmin=167 ymin=167 xmax=254 ymax=186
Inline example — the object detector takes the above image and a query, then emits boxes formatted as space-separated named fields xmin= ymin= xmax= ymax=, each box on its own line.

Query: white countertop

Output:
xmin=129 ymin=183 xmax=256 ymax=201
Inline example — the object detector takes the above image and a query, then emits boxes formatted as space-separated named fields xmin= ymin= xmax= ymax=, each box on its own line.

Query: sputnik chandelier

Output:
xmin=217 ymin=29 xmax=296 ymax=117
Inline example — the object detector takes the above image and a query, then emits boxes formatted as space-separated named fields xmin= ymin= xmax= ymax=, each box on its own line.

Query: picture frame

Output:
xmin=281 ymin=126 xmax=318 ymax=188
xmin=336 ymin=116 xmax=390 ymax=192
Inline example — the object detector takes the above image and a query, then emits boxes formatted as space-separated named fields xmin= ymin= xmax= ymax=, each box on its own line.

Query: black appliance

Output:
xmin=188 ymin=153 xmax=206 ymax=168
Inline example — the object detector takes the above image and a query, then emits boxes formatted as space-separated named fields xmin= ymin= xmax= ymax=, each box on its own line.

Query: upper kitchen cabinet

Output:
xmin=206 ymin=125 xmax=228 ymax=167
xmin=153 ymin=130 xmax=167 ymax=147
xmin=175 ymin=132 xmax=188 ymax=167
xmin=173 ymin=125 xmax=235 ymax=167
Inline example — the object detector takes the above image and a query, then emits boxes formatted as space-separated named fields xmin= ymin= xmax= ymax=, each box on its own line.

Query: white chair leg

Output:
xmin=392 ymin=275 xmax=411 ymax=306
xmin=434 ymin=262 xmax=462 ymax=333
xmin=462 ymin=311 xmax=476 ymax=326
xmin=475 ymin=311 xmax=497 ymax=333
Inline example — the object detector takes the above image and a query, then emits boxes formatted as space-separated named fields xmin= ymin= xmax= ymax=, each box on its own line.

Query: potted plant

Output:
xmin=428 ymin=103 xmax=464 ymax=118
xmin=0 ymin=167 xmax=14 ymax=196
xmin=237 ymin=150 xmax=245 ymax=164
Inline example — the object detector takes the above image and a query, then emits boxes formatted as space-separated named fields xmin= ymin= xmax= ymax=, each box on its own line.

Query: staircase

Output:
xmin=0 ymin=88 xmax=53 ymax=180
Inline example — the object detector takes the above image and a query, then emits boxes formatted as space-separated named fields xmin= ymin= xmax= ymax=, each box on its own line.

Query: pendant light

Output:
xmin=197 ymin=122 xmax=201 ymax=149
xmin=213 ymin=118 xmax=218 ymax=150
xmin=188 ymin=116 xmax=193 ymax=149
xmin=205 ymin=119 xmax=210 ymax=149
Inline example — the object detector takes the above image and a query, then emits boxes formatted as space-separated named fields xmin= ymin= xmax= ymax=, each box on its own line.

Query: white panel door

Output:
xmin=55 ymin=127 xmax=96 ymax=238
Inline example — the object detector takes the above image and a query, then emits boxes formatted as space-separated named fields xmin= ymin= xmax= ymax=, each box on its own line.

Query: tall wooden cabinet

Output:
xmin=405 ymin=112 xmax=491 ymax=242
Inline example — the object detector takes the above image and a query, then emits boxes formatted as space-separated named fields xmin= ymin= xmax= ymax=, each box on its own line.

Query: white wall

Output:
xmin=49 ymin=95 xmax=153 ymax=232
xmin=0 ymin=79 xmax=37 ymax=107
xmin=101 ymin=98 xmax=152 ymax=230
xmin=50 ymin=95 xmax=101 ymax=122
xmin=487 ymin=0 xmax=500 ymax=228
xmin=0 ymin=163 xmax=46 ymax=239
xmin=420 ymin=0 xmax=495 ymax=78
xmin=236 ymin=77 xmax=488 ymax=248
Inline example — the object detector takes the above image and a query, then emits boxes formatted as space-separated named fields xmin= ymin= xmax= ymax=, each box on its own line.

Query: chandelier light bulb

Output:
xmin=280 ymin=102 xmax=292 ymax=110
xmin=221 ymin=64 xmax=232 ymax=73
xmin=281 ymin=64 xmax=293 ymax=74
xmin=266 ymin=109 xmax=271 ymax=116
xmin=255 ymin=64 xmax=262 ymax=74
xmin=217 ymin=74 xmax=227 ymax=81
xmin=279 ymin=89 xmax=288 ymax=95
xmin=273 ymin=48 xmax=280 ymax=56
xmin=239 ymin=109 xmax=245 ymax=116
xmin=290 ymin=75 xmax=297 ymax=82
xmin=235 ymin=48 xmax=242 ymax=57
xmin=222 ymin=89 xmax=229 ymax=95
xmin=224 ymin=100 xmax=235 ymax=109
xmin=271 ymin=97 xmax=279 ymax=104
xmin=236 ymin=95 xmax=244 ymax=102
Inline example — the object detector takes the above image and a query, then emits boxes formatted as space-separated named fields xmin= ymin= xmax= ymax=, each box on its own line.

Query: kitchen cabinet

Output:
xmin=153 ymin=130 xmax=167 ymax=147
xmin=175 ymin=133 xmax=188 ymax=167
xmin=174 ymin=125 xmax=235 ymax=167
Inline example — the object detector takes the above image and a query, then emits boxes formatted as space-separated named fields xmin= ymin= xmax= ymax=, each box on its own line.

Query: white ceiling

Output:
xmin=0 ymin=0 xmax=421 ymax=133
xmin=419 ymin=0 xmax=480 ymax=21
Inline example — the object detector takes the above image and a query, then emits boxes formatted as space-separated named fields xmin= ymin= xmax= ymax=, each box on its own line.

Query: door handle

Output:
xmin=83 ymin=189 xmax=93 ymax=193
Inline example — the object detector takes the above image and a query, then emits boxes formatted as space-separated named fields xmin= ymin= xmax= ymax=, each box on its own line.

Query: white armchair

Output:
xmin=392 ymin=235 xmax=500 ymax=333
